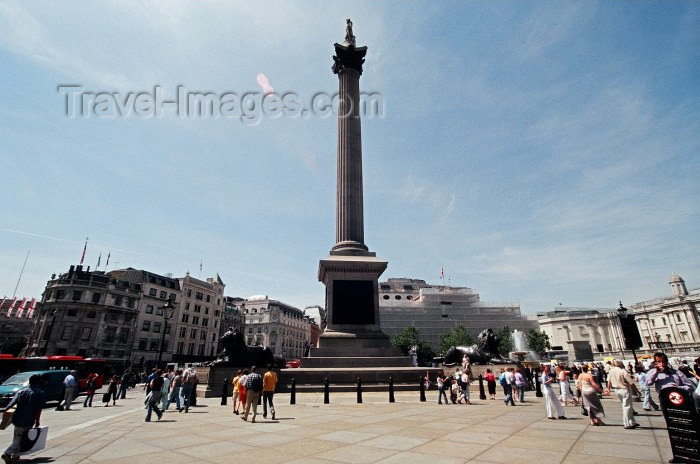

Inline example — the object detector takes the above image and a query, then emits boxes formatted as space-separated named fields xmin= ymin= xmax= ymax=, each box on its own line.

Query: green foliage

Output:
xmin=526 ymin=329 xmax=551 ymax=355
xmin=391 ymin=325 xmax=435 ymax=366
xmin=497 ymin=326 xmax=514 ymax=356
xmin=438 ymin=325 xmax=474 ymax=354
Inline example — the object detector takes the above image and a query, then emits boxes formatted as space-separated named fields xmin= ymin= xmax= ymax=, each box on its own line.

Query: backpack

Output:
xmin=499 ymin=373 xmax=508 ymax=387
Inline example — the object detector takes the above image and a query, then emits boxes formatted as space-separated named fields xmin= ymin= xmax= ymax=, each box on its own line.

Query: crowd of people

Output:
xmin=426 ymin=353 xmax=700 ymax=429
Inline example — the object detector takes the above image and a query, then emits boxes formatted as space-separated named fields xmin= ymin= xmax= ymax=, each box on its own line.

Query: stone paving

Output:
xmin=1 ymin=388 xmax=673 ymax=463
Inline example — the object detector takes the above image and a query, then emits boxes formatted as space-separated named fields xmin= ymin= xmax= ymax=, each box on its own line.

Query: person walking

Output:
xmin=484 ymin=368 xmax=496 ymax=400
xmin=514 ymin=368 xmax=526 ymax=403
xmin=104 ymin=375 xmax=118 ymax=406
xmin=160 ymin=371 xmax=171 ymax=411
xmin=460 ymin=370 xmax=471 ymax=404
xmin=241 ymin=366 xmax=263 ymax=423
xmin=636 ymin=366 xmax=659 ymax=411
xmin=557 ymin=365 xmax=577 ymax=406
xmin=577 ymin=364 xmax=605 ymax=426
xmin=541 ymin=365 xmax=566 ymax=420
xmin=57 ymin=370 xmax=78 ymax=411
xmin=605 ymin=360 xmax=640 ymax=429
xmin=168 ymin=370 xmax=182 ymax=411
xmin=436 ymin=374 xmax=448 ymax=404
xmin=500 ymin=368 xmax=515 ymax=406
xmin=179 ymin=368 xmax=195 ymax=413
xmin=262 ymin=365 xmax=278 ymax=420
xmin=231 ymin=370 xmax=242 ymax=415
xmin=83 ymin=373 xmax=97 ymax=407
xmin=2 ymin=374 xmax=46 ymax=464
xmin=144 ymin=369 xmax=164 ymax=422
xmin=118 ymin=370 xmax=130 ymax=399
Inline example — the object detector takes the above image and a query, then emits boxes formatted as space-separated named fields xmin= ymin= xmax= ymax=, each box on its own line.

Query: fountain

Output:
xmin=510 ymin=329 xmax=540 ymax=364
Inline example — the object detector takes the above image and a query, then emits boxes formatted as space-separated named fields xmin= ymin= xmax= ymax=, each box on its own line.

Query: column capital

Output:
xmin=333 ymin=43 xmax=367 ymax=75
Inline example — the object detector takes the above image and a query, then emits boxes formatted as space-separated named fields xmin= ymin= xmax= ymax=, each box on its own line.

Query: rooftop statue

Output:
xmin=344 ymin=18 xmax=356 ymax=47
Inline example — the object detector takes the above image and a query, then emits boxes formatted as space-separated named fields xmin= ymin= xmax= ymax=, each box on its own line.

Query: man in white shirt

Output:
xmin=57 ymin=370 xmax=78 ymax=411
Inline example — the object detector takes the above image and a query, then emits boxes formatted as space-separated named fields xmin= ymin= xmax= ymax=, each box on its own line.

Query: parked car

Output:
xmin=0 ymin=369 xmax=71 ymax=408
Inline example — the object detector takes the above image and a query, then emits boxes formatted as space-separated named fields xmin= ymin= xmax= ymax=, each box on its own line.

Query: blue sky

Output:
xmin=0 ymin=1 xmax=698 ymax=314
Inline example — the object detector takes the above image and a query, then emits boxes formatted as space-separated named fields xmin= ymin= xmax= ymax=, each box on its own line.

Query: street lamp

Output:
xmin=617 ymin=301 xmax=642 ymax=366
xmin=156 ymin=298 xmax=175 ymax=369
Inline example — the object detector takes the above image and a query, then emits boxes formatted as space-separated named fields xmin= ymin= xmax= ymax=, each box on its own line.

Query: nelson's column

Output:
xmin=307 ymin=20 xmax=410 ymax=368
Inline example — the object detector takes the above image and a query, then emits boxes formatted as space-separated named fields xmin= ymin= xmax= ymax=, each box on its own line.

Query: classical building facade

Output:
xmin=631 ymin=274 xmax=700 ymax=350
xmin=378 ymin=278 xmax=525 ymax=351
xmin=537 ymin=307 xmax=624 ymax=362
xmin=173 ymin=273 xmax=225 ymax=360
xmin=27 ymin=265 xmax=142 ymax=358
xmin=228 ymin=296 xmax=312 ymax=359
xmin=0 ymin=297 xmax=38 ymax=355
xmin=107 ymin=268 xmax=181 ymax=365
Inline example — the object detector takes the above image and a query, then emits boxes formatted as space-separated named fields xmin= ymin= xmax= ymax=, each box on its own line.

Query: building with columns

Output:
xmin=631 ymin=274 xmax=700 ymax=350
xmin=228 ymin=296 xmax=312 ymax=359
xmin=537 ymin=307 xmax=624 ymax=361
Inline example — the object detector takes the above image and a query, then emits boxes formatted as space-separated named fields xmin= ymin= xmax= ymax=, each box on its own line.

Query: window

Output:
xmin=195 ymin=291 xmax=203 ymax=300
xmin=169 ymin=293 xmax=176 ymax=302
xmin=187 ymin=289 xmax=192 ymax=297
xmin=193 ymin=316 xmax=199 ymax=325
xmin=185 ymin=303 xmax=190 ymax=311
xmin=127 ymin=297 xmax=136 ymax=308
xmin=190 ymin=328 xmax=197 ymax=339
xmin=67 ymin=308 xmax=77 ymax=317
xmin=105 ymin=327 xmax=116 ymax=343
xmin=248 ymin=328 xmax=253 ymax=334
xmin=91 ymin=292 xmax=101 ymax=303
xmin=212 ymin=333 xmax=217 ymax=342
xmin=200 ymin=332 xmax=206 ymax=341
xmin=149 ymin=288 xmax=157 ymax=296
xmin=153 ymin=322 xmax=161 ymax=333
xmin=177 ymin=341 xmax=184 ymax=354
xmin=205 ymin=307 xmax=209 ymax=315
xmin=72 ymin=290 xmax=82 ymax=301
xmin=149 ymin=339 xmax=158 ymax=351
xmin=114 ymin=295 xmax=123 ymax=306
xmin=160 ymin=290 xmax=167 ymax=299
xmin=61 ymin=326 xmax=72 ymax=340
xmin=662 ymin=317 xmax=666 ymax=325
xmin=156 ymin=307 xmax=163 ymax=316
xmin=180 ymin=327 xmax=187 ymax=337
xmin=651 ymin=319 xmax=656 ymax=327
xmin=56 ymin=290 xmax=65 ymax=300
xmin=194 ymin=305 xmax=201 ymax=313
xmin=142 ymin=321 xmax=151 ymax=331
xmin=214 ymin=320 xmax=218 ymax=328
xmin=383 ymin=295 xmax=390 ymax=300
xmin=202 ymin=318 xmax=208 ymax=327
xmin=206 ymin=295 xmax=211 ymax=302
xmin=87 ymin=311 xmax=96 ymax=319
xmin=119 ymin=330 xmax=129 ymax=344
xmin=676 ymin=313 xmax=681 ymax=322
xmin=188 ymin=343 xmax=194 ymax=355
xmin=145 ymin=305 xmax=154 ymax=314
xmin=181 ymin=314 xmax=189 ymax=323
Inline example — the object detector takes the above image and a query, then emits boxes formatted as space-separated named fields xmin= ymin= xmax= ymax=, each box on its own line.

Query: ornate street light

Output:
xmin=156 ymin=298 xmax=175 ymax=368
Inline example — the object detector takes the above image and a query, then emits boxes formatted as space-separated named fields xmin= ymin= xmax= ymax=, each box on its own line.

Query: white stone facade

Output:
xmin=537 ymin=308 xmax=624 ymax=355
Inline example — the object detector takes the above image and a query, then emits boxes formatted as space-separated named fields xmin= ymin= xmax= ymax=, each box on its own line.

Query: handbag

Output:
xmin=0 ymin=406 xmax=15 ymax=430
xmin=102 ymin=392 xmax=111 ymax=403
xmin=18 ymin=426 xmax=48 ymax=455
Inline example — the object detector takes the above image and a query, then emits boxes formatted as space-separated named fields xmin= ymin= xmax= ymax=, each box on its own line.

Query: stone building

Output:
xmin=27 ymin=265 xmax=142 ymax=358
xmin=174 ymin=273 xmax=225 ymax=361
xmin=107 ymin=268 xmax=181 ymax=365
xmin=219 ymin=296 xmax=246 ymax=344
xmin=229 ymin=296 xmax=312 ymax=359
xmin=536 ymin=307 xmax=623 ymax=362
xmin=0 ymin=297 xmax=37 ymax=355
xmin=631 ymin=274 xmax=700 ymax=350
xmin=378 ymin=278 xmax=525 ymax=351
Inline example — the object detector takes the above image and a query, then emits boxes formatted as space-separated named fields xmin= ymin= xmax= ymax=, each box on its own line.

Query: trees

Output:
xmin=391 ymin=326 xmax=435 ymax=366
xmin=497 ymin=326 xmax=514 ymax=356
xmin=526 ymin=329 xmax=551 ymax=356
xmin=438 ymin=325 xmax=474 ymax=354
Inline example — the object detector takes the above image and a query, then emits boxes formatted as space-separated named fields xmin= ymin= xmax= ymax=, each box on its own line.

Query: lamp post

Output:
xmin=156 ymin=298 xmax=175 ymax=369
xmin=617 ymin=301 xmax=640 ymax=366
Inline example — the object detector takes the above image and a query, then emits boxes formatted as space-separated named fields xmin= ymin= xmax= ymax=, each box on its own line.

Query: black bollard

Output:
xmin=419 ymin=376 xmax=426 ymax=402
xmin=535 ymin=369 xmax=543 ymax=397
xmin=389 ymin=376 xmax=395 ymax=403
xmin=478 ymin=374 xmax=486 ymax=400
xmin=357 ymin=377 xmax=362 ymax=404
xmin=221 ymin=378 xmax=228 ymax=406
xmin=290 ymin=377 xmax=296 ymax=405
xmin=324 ymin=377 xmax=330 ymax=404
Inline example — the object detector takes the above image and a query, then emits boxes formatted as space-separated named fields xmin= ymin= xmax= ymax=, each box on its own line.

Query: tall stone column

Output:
xmin=331 ymin=24 xmax=369 ymax=255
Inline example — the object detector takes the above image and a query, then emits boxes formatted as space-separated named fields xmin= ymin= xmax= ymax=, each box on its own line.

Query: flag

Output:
xmin=26 ymin=298 xmax=36 ymax=318
xmin=96 ymin=252 xmax=102 ymax=269
xmin=16 ymin=298 xmax=27 ymax=318
xmin=79 ymin=238 xmax=88 ymax=265
xmin=5 ymin=297 xmax=17 ymax=317
xmin=440 ymin=267 xmax=444 ymax=280
xmin=106 ymin=251 xmax=111 ymax=267
xmin=200 ymin=260 xmax=202 ymax=272
xmin=0 ymin=297 xmax=6 ymax=313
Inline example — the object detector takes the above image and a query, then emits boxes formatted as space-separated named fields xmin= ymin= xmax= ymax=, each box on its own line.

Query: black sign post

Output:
xmin=659 ymin=387 xmax=700 ymax=463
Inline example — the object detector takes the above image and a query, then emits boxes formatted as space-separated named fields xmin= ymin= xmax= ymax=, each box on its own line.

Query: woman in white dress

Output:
xmin=542 ymin=365 xmax=566 ymax=420
xmin=556 ymin=365 xmax=577 ymax=406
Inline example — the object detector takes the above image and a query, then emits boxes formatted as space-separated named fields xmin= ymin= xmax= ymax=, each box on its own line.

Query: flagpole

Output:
xmin=12 ymin=250 xmax=30 ymax=299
